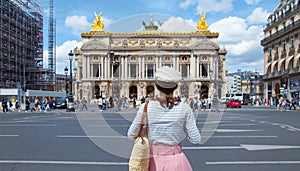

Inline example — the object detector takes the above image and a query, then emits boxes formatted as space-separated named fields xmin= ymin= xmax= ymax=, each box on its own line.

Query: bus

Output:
xmin=232 ymin=92 xmax=250 ymax=105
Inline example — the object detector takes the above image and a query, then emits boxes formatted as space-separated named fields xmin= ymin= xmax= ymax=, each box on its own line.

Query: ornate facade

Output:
xmin=74 ymin=14 xmax=227 ymax=102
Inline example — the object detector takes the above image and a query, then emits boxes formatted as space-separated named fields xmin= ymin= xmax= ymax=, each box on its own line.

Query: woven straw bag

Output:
xmin=129 ymin=102 xmax=150 ymax=171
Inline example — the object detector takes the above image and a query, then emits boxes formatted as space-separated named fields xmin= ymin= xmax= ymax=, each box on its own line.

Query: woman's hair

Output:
xmin=156 ymin=84 xmax=178 ymax=109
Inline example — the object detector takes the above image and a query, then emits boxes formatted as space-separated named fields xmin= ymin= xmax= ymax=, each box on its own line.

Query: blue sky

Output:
xmin=39 ymin=0 xmax=278 ymax=74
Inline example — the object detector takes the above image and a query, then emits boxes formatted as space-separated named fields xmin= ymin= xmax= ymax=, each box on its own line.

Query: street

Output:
xmin=0 ymin=105 xmax=299 ymax=171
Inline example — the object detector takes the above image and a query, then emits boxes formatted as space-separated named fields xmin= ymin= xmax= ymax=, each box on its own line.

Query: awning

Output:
xmin=296 ymin=53 xmax=300 ymax=60
xmin=286 ymin=55 xmax=294 ymax=63
xmin=266 ymin=63 xmax=271 ymax=68
xmin=278 ymin=58 xmax=285 ymax=65
xmin=271 ymin=61 xmax=278 ymax=71
xmin=272 ymin=60 xmax=278 ymax=66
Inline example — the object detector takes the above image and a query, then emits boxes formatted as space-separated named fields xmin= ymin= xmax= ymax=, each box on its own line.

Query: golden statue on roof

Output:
xmin=197 ymin=13 xmax=209 ymax=31
xmin=92 ymin=12 xmax=104 ymax=31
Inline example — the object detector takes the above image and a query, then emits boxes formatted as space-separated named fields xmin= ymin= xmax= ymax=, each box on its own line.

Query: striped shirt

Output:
xmin=127 ymin=101 xmax=201 ymax=145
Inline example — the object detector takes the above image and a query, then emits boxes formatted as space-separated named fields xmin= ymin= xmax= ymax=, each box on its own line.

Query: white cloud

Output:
xmin=210 ymin=16 xmax=264 ymax=44
xmin=209 ymin=16 xmax=265 ymax=72
xmin=245 ymin=0 xmax=261 ymax=5
xmin=159 ymin=17 xmax=196 ymax=32
xmin=65 ymin=15 xmax=90 ymax=34
xmin=179 ymin=0 xmax=195 ymax=9
xmin=65 ymin=15 xmax=112 ymax=34
xmin=102 ymin=17 xmax=113 ymax=28
xmin=196 ymin=0 xmax=233 ymax=13
xmin=246 ymin=7 xmax=269 ymax=24
xmin=44 ymin=40 xmax=82 ymax=74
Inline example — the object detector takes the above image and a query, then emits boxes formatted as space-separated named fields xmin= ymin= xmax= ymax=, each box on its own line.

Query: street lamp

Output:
xmin=67 ymin=50 xmax=75 ymax=112
xmin=64 ymin=66 xmax=68 ymax=97
xmin=73 ymin=67 xmax=78 ymax=101
xmin=109 ymin=50 xmax=122 ymax=110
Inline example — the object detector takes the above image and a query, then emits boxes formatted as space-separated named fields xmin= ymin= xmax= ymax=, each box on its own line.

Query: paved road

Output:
xmin=0 ymin=105 xmax=299 ymax=171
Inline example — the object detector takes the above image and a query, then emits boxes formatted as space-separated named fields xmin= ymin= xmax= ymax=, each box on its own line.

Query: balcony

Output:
xmin=267 ymin=56 xmax=272 ymax=63
xmin=273 ymin=54 xmax=279 ymax=61
xmin=289 ymin=47 xmax=295 ymax=56
xmin=280 ymin=51 xmax=287 ymax=59
xmin=261 ymin=19 xmax=300 ymax=45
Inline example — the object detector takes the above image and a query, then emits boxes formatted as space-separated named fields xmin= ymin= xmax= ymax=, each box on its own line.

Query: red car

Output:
xmin=226 ymin=99 xmax=241 ymax=108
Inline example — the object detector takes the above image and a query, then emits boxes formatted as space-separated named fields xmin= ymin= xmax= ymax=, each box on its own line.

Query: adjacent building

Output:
xmin=0 ymin=0 xmax=52 ymax=91
xmin=226 ymin=70 xmax=264 ymax=100
xmin=74 ymin=13 xmax=227 ymax=102
xmin=261 ymin=0 xmax=300 ymax=104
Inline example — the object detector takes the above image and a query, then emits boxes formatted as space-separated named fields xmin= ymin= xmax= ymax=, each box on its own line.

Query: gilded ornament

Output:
xmin=92 ymin=12 xmax=104 ymax=31
xmin=197 ymin=13 xmax=209 ymax=31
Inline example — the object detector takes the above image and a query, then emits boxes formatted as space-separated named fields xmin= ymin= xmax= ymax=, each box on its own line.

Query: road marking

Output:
xmin=206 ymin=161 xmax=300 ymax=165
xmin=57 ymin=135 xmax=277 ymax=139
xmin=219 ymin=123 xmax=258 ymax=127
xmin=57 ymin=135 xmax=128 ymax=138
xmin=183 ymin=146 xmax=243 ymax=150
xmin=87 ymin=125 xmax=129 ymax=127
xmin=240 ymin=144 xmax=300 ymax=151
xmin=207 ymin=136 xmax=277 ymax=138
xmin=184 ymin=144 xmax=300 ymax=151
xmin=0 ymin=160 xmax=128 ymax=166
xmin=0 ymin=135 xmax=19 ymax=137
xmin=215 ymin=129 xmax=263 ymax=133
xmin=0 ymin=124 xmax=56 ymax=127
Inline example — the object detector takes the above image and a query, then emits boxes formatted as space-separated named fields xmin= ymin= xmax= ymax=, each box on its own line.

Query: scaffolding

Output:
xmin=0 ymin=0 xmax=53 ymax=90
xmin=48 ymin=0 xmax=56 ymax=90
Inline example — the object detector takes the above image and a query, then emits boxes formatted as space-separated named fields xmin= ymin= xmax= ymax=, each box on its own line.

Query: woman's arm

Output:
xmin=185 ymin=109 xmax=201 ymax=144
xmin=127 ymin=104 xmax=145 ymax=139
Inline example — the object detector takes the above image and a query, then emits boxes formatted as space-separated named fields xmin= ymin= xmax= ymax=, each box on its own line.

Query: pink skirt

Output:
xmin=149 ymin=144 xmax=193 ymax=171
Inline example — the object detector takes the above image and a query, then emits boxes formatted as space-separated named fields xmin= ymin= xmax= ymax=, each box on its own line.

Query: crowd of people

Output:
xmin=276 ymin=97 xmax=300 ymax=111
xmin=2 ymin=95 xmax=300 ymax=113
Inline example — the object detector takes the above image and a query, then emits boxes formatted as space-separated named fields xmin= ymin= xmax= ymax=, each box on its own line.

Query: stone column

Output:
xmin=190 ymin=53 xmax=195 ymax=78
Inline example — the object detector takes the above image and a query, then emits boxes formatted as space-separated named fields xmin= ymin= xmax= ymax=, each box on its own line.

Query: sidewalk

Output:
xmin=74 ymin=104 xmax=138 ymax=114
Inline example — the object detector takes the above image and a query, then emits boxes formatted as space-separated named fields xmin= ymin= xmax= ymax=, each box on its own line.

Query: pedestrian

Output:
xmin=2 ymin=97 xmax=8 ymax=113
xmin=289 ymin=98 xmax=296 ymax=110
xmin=127 ymin=66 xmax=201 ymax=171
xmin=45 ymin=98 xmax=51 ymax=112
xmin=25 ymin=98 xmax=30 ymax=112
xmin=81 ymin=97 xmax=88 ymax=111
xmin=15 ymin=100 xmax=20 ymax=111
xmin=132 ymin=96 xmax=137 ymax=108
xmin=109 ymin=96 xmax=114 ymax=108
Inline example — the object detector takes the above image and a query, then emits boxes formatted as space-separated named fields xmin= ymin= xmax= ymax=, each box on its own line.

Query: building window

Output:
xmin=181 ymin=64 xmax=188 ymax=77
xmin=282 ymin=40 xmax=286 ymax=52
xmin=291 ymin=36 xmax=295 ymax=48
xmin=269 ymin=47 xmax=272 ymax=56
xmin=275 ymin=43 xmax=279 ymax=55
xmin=93 ymin=64 xmax=100 ymax=77
xmin=129 ymin=64 xmax=137 ymax=78
xmin=112 ymin=65 xmax=119 ymax=77
xmin=146 ymin=64 xmax=154 ymax=78
xmin=201 ymin=64 xmax=208 ymax=77
xmin=291 ymin=17 xmax=295 ymax=27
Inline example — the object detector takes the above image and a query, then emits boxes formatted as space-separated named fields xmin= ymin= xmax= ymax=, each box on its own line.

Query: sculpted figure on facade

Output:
xmin=92 ymin=12 xmax=104 ymax=31
xmin=197 ymin=13 xmax=209 ymax=31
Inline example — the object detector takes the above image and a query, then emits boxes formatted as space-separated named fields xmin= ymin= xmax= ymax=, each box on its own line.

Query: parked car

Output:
xmin=226 ymin=99 xmax=241 ymax=108
xmin=53 ymin=97 xmax=67 ymax=109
